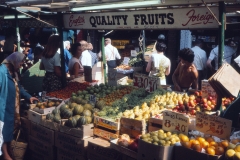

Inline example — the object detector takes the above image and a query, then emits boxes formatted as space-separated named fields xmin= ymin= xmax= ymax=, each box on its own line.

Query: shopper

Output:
xmin=191 ymin=39 xmax=207 ymax=89
xmin=87 ymin=43 xmax=98 ymax=67
xmin=40 ymin=35 xmax=62 ymax=92
xmin=104 ymin=38 xmax=121 ymax=68
xmin=63 ymin=41 xmax=72 ymax=73
xmin=207 ymin=39 xmax=238 ymax=72
xmin=146 ymin=41 xmax=171 ymax=85
xmin=172 ymin=48 xmax=198 ymax=92
xmin=0 ymin=52 xmax=38 ymax=160
xmin=68 ymin=42 xmax=84 ymax=79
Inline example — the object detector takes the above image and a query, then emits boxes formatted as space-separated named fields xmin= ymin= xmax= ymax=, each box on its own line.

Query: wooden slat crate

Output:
xmin=93 ymin=126 xmax=119 ymax=141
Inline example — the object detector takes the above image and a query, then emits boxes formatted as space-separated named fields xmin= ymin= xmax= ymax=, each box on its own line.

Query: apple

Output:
xmin=195 ymin=91 xmax=200 ymax=97
xmin=128 ymin=141 xmax=138 ymax=152
xmin=190 ymin=110 xmax=196 ymax=115
xmin=203 ymin=103 xmax=208 ymax=108
xmin=210 ymin=105 xmax=215 ymax=109
xmin=179 ymin=104 xmax=185 ymax=111
xmin=178 ymin=100 xmax=183 ymax=105
xmin=202 ymin=98 xmax=207 ymax=103
xmin=175 ymin=106 xmax=180 ymax=109
xmin=196 ymin=97 xmax=201 ymax=103
xmin=207 ymin=100 xmax=212 ymax=106
xmin=208 ymin=96 xmax=213 ymax=101
xmin=211 ymin=100 xmax=216 ymax=105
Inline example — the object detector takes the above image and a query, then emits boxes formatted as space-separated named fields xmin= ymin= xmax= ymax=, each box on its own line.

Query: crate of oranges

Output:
xmin=173 ymin=133 xmax=226 ymax=160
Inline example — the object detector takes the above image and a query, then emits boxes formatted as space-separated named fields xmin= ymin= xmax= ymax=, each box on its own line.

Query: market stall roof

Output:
xmin=2 ymin=0 xmax=240 ymax=15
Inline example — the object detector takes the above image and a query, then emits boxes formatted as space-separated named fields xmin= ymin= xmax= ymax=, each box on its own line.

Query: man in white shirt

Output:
xmin=191 ymin=39 xmax=207 ymax=89
xmin=207 ymin=39 xmax=237 ymax=71
xmin=104 ymin=38 xmax=121 ymax=68
xmin=80 ymin=40 xmax=92 ymax=67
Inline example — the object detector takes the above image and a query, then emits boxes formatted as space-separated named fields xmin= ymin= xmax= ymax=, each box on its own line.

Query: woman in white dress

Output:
xmin=146 ymin=41 xmax=171 ymax=85
xmin=68 ymin=43 xmax=84 ymax=80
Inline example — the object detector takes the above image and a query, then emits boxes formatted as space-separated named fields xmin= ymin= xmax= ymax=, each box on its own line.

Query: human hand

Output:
xmin=174 ymin=85 xmax=181 ymax=92
xmin=29 ymin=97 xmax=39 ymax=104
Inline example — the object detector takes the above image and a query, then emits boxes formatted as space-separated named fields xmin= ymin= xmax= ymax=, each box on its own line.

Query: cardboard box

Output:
xmin=40 ymin=119 xmax=61 ymax=131
xmin=30 ymin=122 xmax=55 ymax=145
xmin=59 ymin=123 xmax=93 ymax=138
xmin=28 ymin=135 xmax=56 ymax=160
xmin=137 ymin=139 xmax=173 ymax=160
xmin=20 ymin=117 xmax=31 ymax=134
xmin=120 ymin=117 xmax=146 ymax=138
xmin=93 ymin=127 xmax=119 ymax=141
xmin=32 ymin=106 xmax=56 ymax=114
xmin=30 ymin=149 xmax=56 ymax=160
xmin=28 ymin=109 xmax=46 ymax=124
xmin=110 ymin=139 xmax=137 ymax=159
xmin=94 ymin=114 xmax=120 ymax=131
xmin=55 ymin=131 xmax=93 ymax=156
xmin=173 ymin=146 xmax=223 ymax=160
xmin=57 ymin=147 xmax=86 ymax=160
xmin=87 ymin=137 xmax=123 ymax=160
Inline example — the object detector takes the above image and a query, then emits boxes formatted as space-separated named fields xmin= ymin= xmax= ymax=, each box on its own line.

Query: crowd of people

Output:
xmin=146 ymin=36 xmax=239 ymax=92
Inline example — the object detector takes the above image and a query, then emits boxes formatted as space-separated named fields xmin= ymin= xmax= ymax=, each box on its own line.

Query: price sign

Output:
xmin=196 ymin=112 xmax=232 ymax=139
xmin=201 ymin=80 xmax=217 ymax=100
xmin=133 ymin=73 xmax=159 ymax=92
xmin=162 ymin=110 xmax=189 ymax=134
xmin=131 ymin=50 xmax=137 ymax=57
xmin=122 ymin=57 xmax=130 ymax=65
xmin=89 ymin=95 xmax=97 ymax=103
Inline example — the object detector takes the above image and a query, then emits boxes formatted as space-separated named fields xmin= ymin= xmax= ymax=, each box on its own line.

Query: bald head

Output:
xmin=79 ymin=40 xmax=88 ymax=51
xmin=105 ymin=38 xmax=111 ymax=45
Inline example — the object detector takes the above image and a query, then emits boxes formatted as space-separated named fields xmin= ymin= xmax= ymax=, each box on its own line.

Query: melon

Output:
xmin=65 ymin=117 xmax=77 ymax=128
xmin=76 ymin=116 xmax=87 ymax=127
xmin=53 ymin=114 xmax=61 ymax=123
xmin=82 ymin=109 xmax=92 ymax=117
xmin=85 ymin=116 xmax=92 ymax=124
xmin=59 ymin=104 xmax=69 ymax=112
xmin=69 ymin=102 xmax=78 ymax=109
xmin=46 ymin=113 xmax=54 ymax=120
xmin=73 ymin=105 xmax=84 ymax=115
xmin=95 ymin=100 xmax=105 ymax=110
xmin=84 ymin=104 xmax=93 ymax=110
xmin=61 ymin=108 xmax=73 ymax=119
xmin=52 ymin=108 xmax=60 ymax=115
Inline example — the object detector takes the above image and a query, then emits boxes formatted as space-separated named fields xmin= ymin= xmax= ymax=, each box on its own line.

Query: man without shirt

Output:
xmin=172 ymin=48 xmax=198 ymax=92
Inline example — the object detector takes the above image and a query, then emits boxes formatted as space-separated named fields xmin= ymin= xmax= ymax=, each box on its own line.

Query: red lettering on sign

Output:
xmin=69 ymin=15 xmax=85 ymax=27
xmin=182 ymin=9 xmax=215 ymax=26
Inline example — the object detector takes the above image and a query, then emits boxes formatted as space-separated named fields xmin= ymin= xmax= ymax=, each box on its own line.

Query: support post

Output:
xmin=101 ymin=35 xmax=107 ymax=84
xmin=218 ymin=1 xmax=225 ymax=68
xmin=57 ymin=12 xmax=67 ymax=88
xmin=15 ymin=13 xmax=20 ymax=52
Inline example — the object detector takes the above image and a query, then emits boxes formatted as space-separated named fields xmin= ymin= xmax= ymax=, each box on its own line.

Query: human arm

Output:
xmin=115 ymin=48 xmax=121 ymax=60
xmin=53 ymin=53 xmax=62 ymax=77
xmin=165 ymin=60 xmax=171 ymax=76
xmin=191 ymin=67 xmax=199 ymax=90
xmin=207 ymin=48 xmax=216 ymax=70
xmin=39 ymin=60 xmax=45 ymax=70
xmin=146 ymin=56 xmax=152 ymax=72
xmin=19 ymin=84 xmax=39 ymax=103
xmin=172 ymin=62 xmax=181 ymax=91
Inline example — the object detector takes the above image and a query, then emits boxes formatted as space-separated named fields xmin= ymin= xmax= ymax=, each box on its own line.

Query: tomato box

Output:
xmin=93 ymin=126 xmax=119 ymax=141
xmin=87 ymin=137 xmax=123 ymax=160
xmin=28 ymin=135 xmax=56 ymax=160
xmin=55 ymin=131 xmax=93 ymax=156
xmin=120 ymin=117 xmax=146 ymax=138
xmin=94 ymin=114 xmax=120 ymax=131
xmin=137 ymin=138 xmax=174 ymax=160
xmin=172 ymin=146 xmax=224 ymax=160
xmin=30 ymin=121 xmax=55 ymax=145
xmin=57 ymin=147 xmax=86 ymax=160
xmin=110 ymin=139 xmax=137 ymax=159
xmin=59 ymin=122 xmax=93 ymax=139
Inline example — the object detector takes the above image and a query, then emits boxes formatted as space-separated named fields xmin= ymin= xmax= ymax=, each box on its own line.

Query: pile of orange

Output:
xmin=180 ymin=134 xmax=229 ymax=156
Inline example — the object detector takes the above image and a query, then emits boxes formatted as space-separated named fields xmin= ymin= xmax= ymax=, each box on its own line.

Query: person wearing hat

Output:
xmin=146 ymin=40 xmax=171 ymax=85
xmin=104 ymin=38 xmax=121 ymax=68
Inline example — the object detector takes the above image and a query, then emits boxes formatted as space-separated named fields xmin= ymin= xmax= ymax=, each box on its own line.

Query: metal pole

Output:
xmin=57 ymin=12 xmax=67 ymax=88
xmin=14 ymin=13 xmax=20 ymax=52
xmin=101 ymin=35 xmax=107 ymax=84
xmin=142 ymin=30 xmax=146 ymax=61
xmin=218 ymin=1 xmax=225 ymax=68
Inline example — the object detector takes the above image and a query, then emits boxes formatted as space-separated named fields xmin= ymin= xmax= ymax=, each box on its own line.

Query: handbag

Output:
xmin=10 ymin=129 xmax=28 ymax=160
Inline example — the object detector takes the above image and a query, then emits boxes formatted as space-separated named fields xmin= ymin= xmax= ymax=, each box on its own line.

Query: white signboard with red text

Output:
xmin=63 ymin=7 xmax=218 ymax=30
xmin=133 ymin=73 xmax=159 ymax=92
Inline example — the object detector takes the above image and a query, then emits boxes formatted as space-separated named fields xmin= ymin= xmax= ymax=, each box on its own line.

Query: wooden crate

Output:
xmin=40 ymin=119 xmax=61 ymax=131
xmin=28 ymin=110 xmax=46 ymax=124
xmin=57 ymin=147 xmax=86 ymax=160
xmin=32 ymin=106 xmax=56 ymax=114
xmin=148 ymin=117 xmax=162 ymax=132
xmin=94 ymin=114 xmax=120 ymax=131
xmin=28 ymin=135 xmax=56 ymax=160
xmin=87 ymin=137 xmax=123 ymax=160
xmin=30 ymin=122 xmax=55 ymax=145
xmin=20 ymin=117 xmax=31 ymax=134
xmin=59 ymin=123 xmax=93 ymax=139
xmin=120 ymin=117 xmax=146 ymax=138
xmin=110 ymin=139 xmax=137 ymax=160
xmin=93 ymin=126 xmax=119 ymax=141
xmin=55 ymin=131 xmax=93 ymax=156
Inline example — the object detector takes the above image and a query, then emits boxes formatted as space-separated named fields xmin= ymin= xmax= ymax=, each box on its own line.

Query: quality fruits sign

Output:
xmin=133 ymin=73 xmax=159 ymax=92
xmin=196 ymin=112 xmax=232 ymax=139
xmin=162 ymin=110 xmax=189 ymax=134
xmin=63 ymin=7 xmax=218 ymax=30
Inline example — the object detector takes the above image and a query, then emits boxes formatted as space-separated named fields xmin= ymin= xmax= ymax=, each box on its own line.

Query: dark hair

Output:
xmin=193 ymin=39 xmax=203 ymax=46
xmin=178 ymin=48 xmax=194 ymax=63
xmin=70 ymin=43 xmax=81 ymax=56
xmin=42 ymin=35 xmax=61 ymax=58
xmin=156 ymin=41 xmax=167 ymax=52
